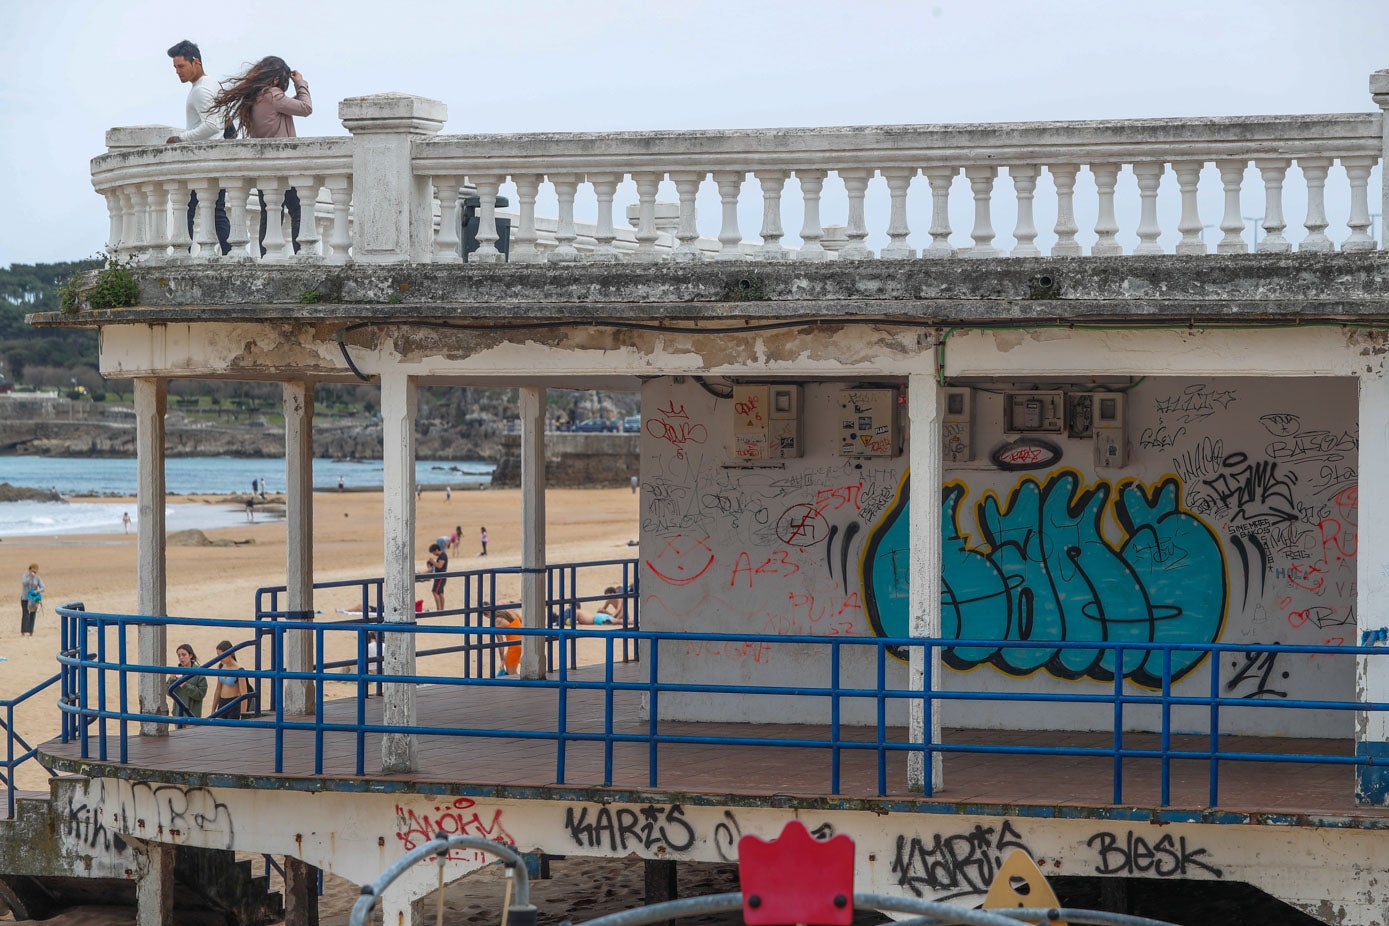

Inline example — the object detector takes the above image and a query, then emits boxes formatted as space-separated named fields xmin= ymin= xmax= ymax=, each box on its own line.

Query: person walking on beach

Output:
xmin=445 ymin=485 xmax=452 ymax=502
xmin=122 ymin=511 xmax=131 ymax=533
xmin=165 ymin=40 xmax=231 ymax=254
xmin=426 ymin=542 xmax=449 ymax=611
xmin=337 ymin=475 xmax=344 ymax=492
xmin=19 ymin=563 xmax=44 ymax=636
xmin=478 ymin=526 xmax=488 ymax=557
xmin=211 ymin=641 xmax=250 ymax=718
xmin=170 ymin=643 xmax=207 ymax=727
xmin=245 ymin=497 xmax=255 ymax=522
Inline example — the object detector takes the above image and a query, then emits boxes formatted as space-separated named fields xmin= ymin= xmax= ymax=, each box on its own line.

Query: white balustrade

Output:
xmin=839 ymin=169 xmax=873 ymax=260
xmin=1090 ymin=164 xmax=1121 ymax=256
xmin=1255 ymin=160 xmax=1291 ymax=253
xmin=922 ymin=166 xmax=957 ymax=258
xmin=880 ymin=168 xmax=916 ymax=260
xmin=796 ymin=170 xmax=828 ymax=261
xmin=432 ymin=177 xmax=463 ymax=263
xmin=1048 ymin=164 xmax=1081 ymax=257
xmin=1342 ymin=156 xmax=1377 ymax=250
xmin=670 ymin=171 xmax=705 ymax=262
xmin=1172 ymin=161 xmax=1206 ymax=255
xmin=587 ymin=174 xmax=621 ymax=262
xmin=755 ymin=171 xmax=788 ymax=261
xmin=1009 ymin=166 xmax=1041 ymax=258
xmin=1132 ymin=162 xmax=1164 ymax=255
xmin=1298 ymin=157 xmax=1335 ymax=252
xmin=1216 ymin=160 xmax=1249 ymax=254
xmin=964 ymin=166 xmax=1001 ymax=258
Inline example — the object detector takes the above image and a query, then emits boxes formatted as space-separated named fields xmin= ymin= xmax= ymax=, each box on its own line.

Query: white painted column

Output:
xmin=906 ymin=372 xmax=943 ymax=794
xmin=1371 ymin=68 xmax=1389 ymax=251
xmin=1356 ymin=365 xmax=1389 ymax=804
xmin=135 ymin=378 xmax=168 ymax=736
xmin=380 ymin=371 xmax=418 ymax=773
xmin=135 ymin=841 xmax=174 ymax=926
xmin=283 ymin=381 xmax=315 ymax=715
xmin=520 ymin=387 xmax=548 ymax=679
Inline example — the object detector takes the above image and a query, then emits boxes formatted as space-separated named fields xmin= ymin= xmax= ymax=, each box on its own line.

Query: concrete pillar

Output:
xmin=135 ymin=841 xmax=174 ymax=926
xmin=519 ymin=386 xmax=548 ymax=679
xmin=284 ymin=857 xmax=320 ymax=926
xmin=339 ymin=94 xmax=447 ymax=264
xmin=381 ymin=371 xmax=418 ymax=773
xmin=1370 ymin=69 xmax=1389 ymax=246
xmin=283 ymin=381 xmax=316 ymax=715
xmin=906 ymin=371 xmax=943 ymax=793
xmin=135 ymin=378 xmax=168 ymax=736
xmin=1356 ymin=367 xmax=1389 ymax=803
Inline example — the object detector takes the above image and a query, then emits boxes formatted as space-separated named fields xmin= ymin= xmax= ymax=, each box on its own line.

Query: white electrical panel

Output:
xmin=1092 ymin=392 xmax=1127 ymax=468
xmin=733 ymin=384 xmax=803 ymax=461
xmin=942 ymin=387 xmax=973 ymax=463
xmin=1004 ymin=391 xmax=1065 ymax=433
xmin=839 ymin=388 xmax=899 ymax=457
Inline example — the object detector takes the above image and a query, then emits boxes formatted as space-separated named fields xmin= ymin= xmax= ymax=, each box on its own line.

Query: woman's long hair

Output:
xmin=212 ymin=56 xmax=291 ymax=137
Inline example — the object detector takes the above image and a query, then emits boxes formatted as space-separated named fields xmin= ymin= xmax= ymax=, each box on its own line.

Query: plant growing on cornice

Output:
xmin=59 ymin=251 xmax=139 ymax=313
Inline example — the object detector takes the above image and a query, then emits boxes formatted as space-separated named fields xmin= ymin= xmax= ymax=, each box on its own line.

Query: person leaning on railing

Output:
xmin=164 ymin=39 xmax=231 ymax=254
xmin=169 ymin=643 xmax=207 ymax=728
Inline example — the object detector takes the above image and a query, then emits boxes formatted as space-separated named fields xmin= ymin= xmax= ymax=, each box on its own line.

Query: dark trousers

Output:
xmin=19 ymin=597 xmax=35 ymax=635
xmin=258 ymin=188 xmax=302 ymax=257
xmin=186 ymin=189 xmax=232 ymax=254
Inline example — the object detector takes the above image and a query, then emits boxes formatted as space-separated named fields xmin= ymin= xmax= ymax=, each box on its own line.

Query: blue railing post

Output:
xmin=315 ymin=625 xmax=327 ymax=776
xmin=274 ymin=622 xmax=285 ymax=774
xmin=1161 ymin=648 xmax=1173 ymax=807
xmin=921 ymin=638 xmax=934 ymax=798
xmin=603 ymin=634 xmax=615 ymax=786
xmin=96 ymin=619 xmax=108 ymax=761
xmin=876 ymin=642 xmax=887 ymax=797
xmin=556 ymin=631 xmax=569 ymax=785
xmin=648 ymin=638 xmax=660 ymax=789
xmin=1209 ymin=645 xmax=1222 ymax=807
xmin=830 ymin=640 xmax=841 ymax=795
xmin=1112 ymin=644 xmax=1124 ymax=805
xmin=117 ymin=626 xmax=129 ymax=765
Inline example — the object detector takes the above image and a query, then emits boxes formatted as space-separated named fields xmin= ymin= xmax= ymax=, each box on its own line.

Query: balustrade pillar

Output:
xmin=258 ymin=181 xmax=289 ymax=262
xmin=164 ymin=181 xmax=191 ymax=259
xmin=588 ymin=174 xmax=621 ymax=262
xmin=1254 ymin=159 xmax=1291 ymax=253
xmin=1297 ymin=157 xmax=1334 ymax=252
xmin=104 ymin=193 xmax=122 ymax=257
xmin=633 ymin=173 xmax=661 ymax=262
xmin=879 ymin=168 xmax=916 ymax=259
xmin=510 ymin=175 xmax=542 ymax=263
xmin=754 ymin=170 xmax=788 ymax=260
xmin=713 ymin=171 xmax=745 ymax=260
xmin=223 ymin=181 xmax=251 ymax=259
xmin=1048 ymin=164 xmax=1081 ymax=257
xmin=1132 ymin=162 xmax=1165 ymax=255
xmin=548 ymin=175 xmax=580 ymax=262
xmin=963 ymin=165 xmax=1000 ymax=258
xmin=1341 ymin=156 xmax=1377 ymax=251
xmin=289 ymin=176 xmax=322 ymax=260
xmin=471 ymin=174 xmax=506 ymax=263
xmin=838 ymin=169 xmax=873 ymax=260
xmin=188 ymin=180 xmax=220 ymax=262
xmin=669 ymin=171 xmax=705 ymax=261
xmin=118 ymin=189 xmax=138 ymax=261
xmin=1172 ymin=161 xmax=1206 ymax=255
xmin=1372 ymin=68 xmax=1389 ymax=253
xmin=141 ymin=183 xmax=168 ymax=263
xmin=325 ymin=176 xmax=352 ymax=264
xmin=432 ymin=176 xmax=463 ymax=263
xmin=1215 ymin=160 xmax=1249 ymax=253
xmin=922 ymin=166 xmax=957 ymax=258
xmin=1090 ymin=163 xmax=1122 ymax=256
xmin=1008 ymin=165 xmax=1041 ymax=257
xmin=795 ymin=169 xmax=828 ymax=260
xmin=380 ymin=370 xmax=418 ymax=774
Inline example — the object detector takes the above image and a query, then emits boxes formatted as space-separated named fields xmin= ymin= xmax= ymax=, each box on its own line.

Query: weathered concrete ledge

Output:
xmin=30 ymin=251 xmax=1389 ymax=329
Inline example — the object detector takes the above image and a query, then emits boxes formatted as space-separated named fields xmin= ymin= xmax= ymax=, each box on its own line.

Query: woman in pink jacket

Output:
xmin=213 ymin=56 xmax=312 ymax=255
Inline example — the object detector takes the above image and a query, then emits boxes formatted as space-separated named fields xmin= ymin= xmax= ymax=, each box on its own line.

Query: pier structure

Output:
xmin=20 ymin=69 xmax=1389 ymax=925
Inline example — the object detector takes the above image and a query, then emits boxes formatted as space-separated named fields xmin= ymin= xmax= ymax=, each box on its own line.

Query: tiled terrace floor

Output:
xmin=41 ymin=662 xmax=1389 ymax=823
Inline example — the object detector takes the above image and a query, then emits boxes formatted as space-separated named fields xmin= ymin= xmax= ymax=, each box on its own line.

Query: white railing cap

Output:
xmin=339 ymin=93 xmax=448 ymax=136
xmin=106 ymin=126 xmax=178 ymax=149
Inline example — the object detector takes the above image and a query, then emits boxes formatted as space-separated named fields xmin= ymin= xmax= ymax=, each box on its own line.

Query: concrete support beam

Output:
xmin=284 ymin=857 xmax=320 ymax=926
xmin=381 ymin=371 xmax=418 ymax=773
xmin=135 ymin=378 xmax=168 ymax=736
xmin=520 ymin=386 xmax=548 ymax=679
xmin=906 ymin=372 xmax=943 ymax=793
xmin=135 ymin=841 xmax=174 ymax=926
xmin=1356 ymin=367 xmax=1389 ymax=803
xmin=283 ymin=381 xmax=316 ymax=715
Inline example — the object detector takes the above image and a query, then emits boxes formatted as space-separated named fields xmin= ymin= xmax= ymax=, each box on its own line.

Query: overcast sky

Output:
xmin=2 ymin=0 xmax=1387 ymax=266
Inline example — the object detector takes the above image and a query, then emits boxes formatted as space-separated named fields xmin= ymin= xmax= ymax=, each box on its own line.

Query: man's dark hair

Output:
xmin=167 ymin=40 xmax=202 ymax=62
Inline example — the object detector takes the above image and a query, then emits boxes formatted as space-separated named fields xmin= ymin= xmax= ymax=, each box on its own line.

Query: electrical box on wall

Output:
xmin=1004 ymin=391 xmax=1064 ymax=433
xmin=839 ymin=387 xmax=900 ymax=457
xmin=942 ymin=387 xmax=973 ymax=463
xmin=732 ymin=384 xmax=803 ymax=461
xmin=1092 ymin=392 xmax=1127 ymax=468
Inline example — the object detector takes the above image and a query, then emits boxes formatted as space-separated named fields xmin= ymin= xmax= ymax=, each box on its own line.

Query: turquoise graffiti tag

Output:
xmin=861 ymin=471 xmax=1227 ymax=686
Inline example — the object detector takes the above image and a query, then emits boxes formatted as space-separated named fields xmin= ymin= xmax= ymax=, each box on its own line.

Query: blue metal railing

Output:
xmin=53 ymin=612 xmax=1389 ymax=809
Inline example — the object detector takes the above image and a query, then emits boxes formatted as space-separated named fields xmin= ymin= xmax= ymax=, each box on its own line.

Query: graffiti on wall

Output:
xmin=395 ymin=797 xmax=513 ymax=861
xmin=861 ymin=470 xmax=1228 ymax=686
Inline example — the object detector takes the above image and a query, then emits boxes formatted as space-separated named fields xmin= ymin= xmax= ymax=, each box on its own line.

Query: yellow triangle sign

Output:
xmin=982 ymin=849 xmax=1064 ymax=924
xmin=860 ymin=435 xmax=872 ymax=446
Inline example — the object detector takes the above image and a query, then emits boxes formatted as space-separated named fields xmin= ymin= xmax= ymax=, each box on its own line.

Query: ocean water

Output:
xmin=0 ymin=455 xmax=493 ymax=537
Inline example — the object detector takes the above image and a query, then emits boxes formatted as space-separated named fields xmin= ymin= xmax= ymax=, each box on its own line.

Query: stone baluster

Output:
xmin=1215 ymin=160 xmax=1248 ymax=254
xmin=472 ymin=175 xmax=506 ymax=263
xmin=632 ymin=172 xmax=661 ymax=262
xmin=1132 ymin=162 xmax=1165 ymax=255
xmin=221 ymin=181 xmax=250 ymax=260
xmin=139 ymin=183 xmax=165 ymax=263
xmin=1254 ymin=159 xmax=1291 ymax=253
xmin=547 ymin=175 xmax=580 ymax=263
xmin=188 ymin=180 xmax=220 ymax=261
xmin=1296 ymin=157 xmax=1334 ymax=252
xmin=103 ymin=193 xmax=122 ymax=257
xmin=1090 ymin=163 xmax=1122 ymax=256
xmin=165 ymin=181 xmax=191 ymax=259
xmin=1172 ymin=161 xmax=1206 ymax=255
xmin=588 ymin=174 xmax=621 ymax=262
xmin=879 ymin=168 xmax=916 ymax=259
xmin=922 ymin=166 xmax=958 ymax=258
xmin=1008 ymin=166 xmax=1041 ymax=257
xmin=754 ymin=171 xmax=788 ymax=260
xmin=963 ymin=166 xmax=1000 ymax=258
xmin=432 ymin=176 xmax=463 ymax=263
xmin=117 ymin=189 xmax=139 ymax=261
xmin=290 ymin=176 xmax=321 ymax=260
xmin=838 ymin=169 xmax=873 ymax=260
xmin=795 ymin=169 xmax=828 ymax=260
xmin=669 ymin=171 xmax=705 ymax=262
xmin=325 ymin=176 xmax=352 ymax=264
xmin=1048 ymin=164 xmax=1081 ymax=257
xmin=128 ymin=186 xmax=151 ymax=262
xmin=1341 ymin=156 xmax=1378 ymax=251
xmin=258 ymin=181 xmax=288 ymax=262
xmin=712 ymin=171 xmax=745 ymax=260
xmin=509 ymin=175 xmax=541 ymax=263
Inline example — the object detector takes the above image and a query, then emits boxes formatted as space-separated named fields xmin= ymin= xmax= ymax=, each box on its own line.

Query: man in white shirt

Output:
xmin=165 ymin=40 xmax=230 ymax=254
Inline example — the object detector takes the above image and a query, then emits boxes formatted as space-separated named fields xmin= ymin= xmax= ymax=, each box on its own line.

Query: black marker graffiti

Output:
xmin=1088 ymin=831 xmax=1222 ymax=878
xmin=891 ymin=820 xmax=1030 ymax=902
xmin=1224 ymin=649 xmax=1289 ymax=699
xmin=563 ymin=804 xmax=696 ymax=854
